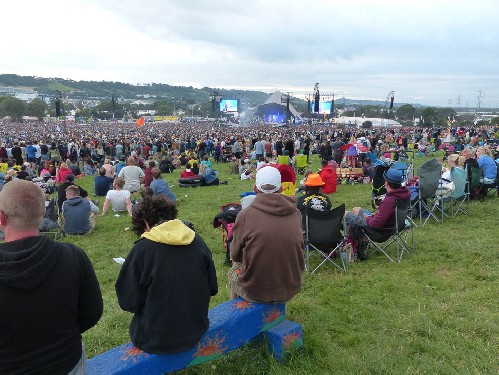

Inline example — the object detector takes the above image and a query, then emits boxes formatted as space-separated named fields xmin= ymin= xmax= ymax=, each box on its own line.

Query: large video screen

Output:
xmin=311 ymin=100 xmax=332 ymax=114
xmin=220 ymin=99 xmax=238 ymax=113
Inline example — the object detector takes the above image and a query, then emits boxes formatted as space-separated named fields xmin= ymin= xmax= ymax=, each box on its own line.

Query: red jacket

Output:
xmin=56 ymin=167 xmax=73 ymax=184
xmin=180 ymin=170 xmax=200 ymax=179
xmin=319 ymin=166 xmax=337 ymax=194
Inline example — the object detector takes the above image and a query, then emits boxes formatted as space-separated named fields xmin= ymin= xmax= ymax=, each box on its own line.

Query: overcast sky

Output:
xmin=2 ymin=0 xmax=498 ymax=107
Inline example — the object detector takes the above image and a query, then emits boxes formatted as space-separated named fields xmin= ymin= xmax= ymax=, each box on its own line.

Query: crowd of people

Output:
xmin=0 ymin=118 xmax=497 ymax=373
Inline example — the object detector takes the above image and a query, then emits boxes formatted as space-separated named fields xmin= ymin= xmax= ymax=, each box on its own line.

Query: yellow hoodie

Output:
xmin=141 ymin=219 xmax=195 ymax=245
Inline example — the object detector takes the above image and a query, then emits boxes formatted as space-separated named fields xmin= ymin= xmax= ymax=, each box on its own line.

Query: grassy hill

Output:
xmin=59 ymin=154 xmax=498 ymax=374
xmin=0 ymin=74 xmax=272 ymax=107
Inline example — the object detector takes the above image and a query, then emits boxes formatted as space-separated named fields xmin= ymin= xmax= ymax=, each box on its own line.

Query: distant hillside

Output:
xmin=0 ymin=74 xmax=423 ymax=109
xmin=0 ymin=74 xmax=270 ymax=107
xmin=334 ymin=97 xmax=424 ymax=109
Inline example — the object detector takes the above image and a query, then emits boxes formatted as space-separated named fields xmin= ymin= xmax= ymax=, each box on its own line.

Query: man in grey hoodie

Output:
xmin=62 ymin=185 xmax=99 ymax=235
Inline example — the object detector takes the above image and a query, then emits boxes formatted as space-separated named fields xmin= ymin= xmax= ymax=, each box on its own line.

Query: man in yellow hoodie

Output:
xmin=115 ymin=196 xmax=218 ymax=354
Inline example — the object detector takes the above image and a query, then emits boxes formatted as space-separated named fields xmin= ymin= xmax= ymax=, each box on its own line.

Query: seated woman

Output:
xmin=143 ymin=160 xmax=156 ymax=188
xmin=55 ymin=162 xmax=73 ymax=184
xmin=115 ymin=196 xmax=218 ymax=354
xmin=199 ymin=163 xmax=219 ymax=186
xmin=102 ymin=158 xmax=116 ymax=178
xmin=477 ymin=146 xmax=497 ymax=184
xmin=200 ymin=155 xmax=212 ymax=169
xmin=150 ymin=167 xmax=176 ymax=201
xmin=438 ymin=154 xmax=460 ymax=198
xmin=240 ymin=164 xmax=254 ymax=180
xmin=83 ymin=159 xmax=97 ymax=176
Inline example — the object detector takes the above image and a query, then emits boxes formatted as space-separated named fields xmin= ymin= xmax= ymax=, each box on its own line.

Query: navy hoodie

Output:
xmin=0 ymin=236 xmax=103 ymax=374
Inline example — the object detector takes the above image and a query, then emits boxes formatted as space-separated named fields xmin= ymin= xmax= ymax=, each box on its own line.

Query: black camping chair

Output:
xmin=360 ymin=198 xmax=413 ymax=262
xmin=410 ymin=158 xmax=442 ymax=226
xmin=483 ymin=162 xmax=499 ymax=198
xmin=304 ymin=203 xmax=347 ymax=273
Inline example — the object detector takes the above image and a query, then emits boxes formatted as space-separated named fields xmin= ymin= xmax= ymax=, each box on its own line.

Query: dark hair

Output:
xmin=152 ymin=167 xmax=162 ymax=178
xmin=131 ymin=196 xmax=178 ymax=236
xmin=99 ymin=167 xmax=106 ymax=176
xmin=141 ymin=187 xmax=154 ymax=199
xmin=305 ymin=186 xmax=321 ymax=194
xmin=386 ymin=181 xmax=401 ymax=189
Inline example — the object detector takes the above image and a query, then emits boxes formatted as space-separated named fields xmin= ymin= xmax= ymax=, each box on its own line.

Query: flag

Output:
xmin=136 ymin=117 xmax=145 ymax=127
xmin=56 ymin=125 xmax=61 ymax=133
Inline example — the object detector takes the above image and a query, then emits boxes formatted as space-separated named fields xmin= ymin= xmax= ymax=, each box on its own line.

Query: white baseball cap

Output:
xmin=255 ymin=166 xmax=281 ymax=193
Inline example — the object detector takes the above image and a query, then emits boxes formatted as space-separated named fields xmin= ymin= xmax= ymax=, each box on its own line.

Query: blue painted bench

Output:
xmin=87 ymin=298 xmax=303 ymax=374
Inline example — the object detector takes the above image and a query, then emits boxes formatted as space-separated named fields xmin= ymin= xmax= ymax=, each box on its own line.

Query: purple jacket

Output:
xmin=366 ymin=187 xmax=410 ymax=229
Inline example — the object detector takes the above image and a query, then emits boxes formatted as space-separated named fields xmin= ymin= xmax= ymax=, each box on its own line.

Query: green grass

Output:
xmin=47 ymin=82 xmax=74 ymax=92
xmin=66 ymin=155 xmax=498 ymax=374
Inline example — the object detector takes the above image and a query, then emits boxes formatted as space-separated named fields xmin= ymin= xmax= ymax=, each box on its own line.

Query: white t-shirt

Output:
xmin=106 ymin=189 xmax=131 ymax=212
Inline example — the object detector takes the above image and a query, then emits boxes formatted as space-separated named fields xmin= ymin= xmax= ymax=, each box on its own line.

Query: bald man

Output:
xmin=0 ymin=179 xmax=102 ymax=374
xmin=117 ymin=156 xmax=145 ymax=193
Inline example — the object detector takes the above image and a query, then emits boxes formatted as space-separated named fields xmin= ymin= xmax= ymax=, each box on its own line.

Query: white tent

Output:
xmin=264 ymin=91 xmax=302 ymax=121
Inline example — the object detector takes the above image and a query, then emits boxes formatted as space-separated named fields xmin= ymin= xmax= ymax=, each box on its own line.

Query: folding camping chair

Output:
xmin=469 ymin=166 xmax=484 ymax=201
xmin=294 ymin=154 xmax=308 ymax=175
xmin=360 ymin=198 xmax=413 ymax=262
xmin=277 ymin=155 xmax=290 ymax=165
xmin=484 ymin=163 xmax=499 ymax=198
xmin=489 ymin=163 xmax=499 ymax=197
xmin=442 ymin=167 xmax=468 ymax=217
xmin=390 ymin=161 xmax=409 ymax=183
xmin=39 ymin=195 xmax=64 ymax=240
xmin=212 ymin=203 xmax=242 ymax=265
xmin=304 ymin=204 xmax=347 ymax=273
xmin=410 ymin=158 xmax=442 ymax=226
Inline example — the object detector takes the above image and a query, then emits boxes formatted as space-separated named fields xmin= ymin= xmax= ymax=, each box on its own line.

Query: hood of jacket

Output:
xmin=66 ymin=196 xmax=84 ymax=206
xmin=386 ymin=186 xmax=411 ymax=201
xmin=0 ymin=236 xmax=61 ymax=291
xmin=249 ymin=193 xmax=298 ymax=217
xmin=141 ymin=219 xmax=195 ymax=245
